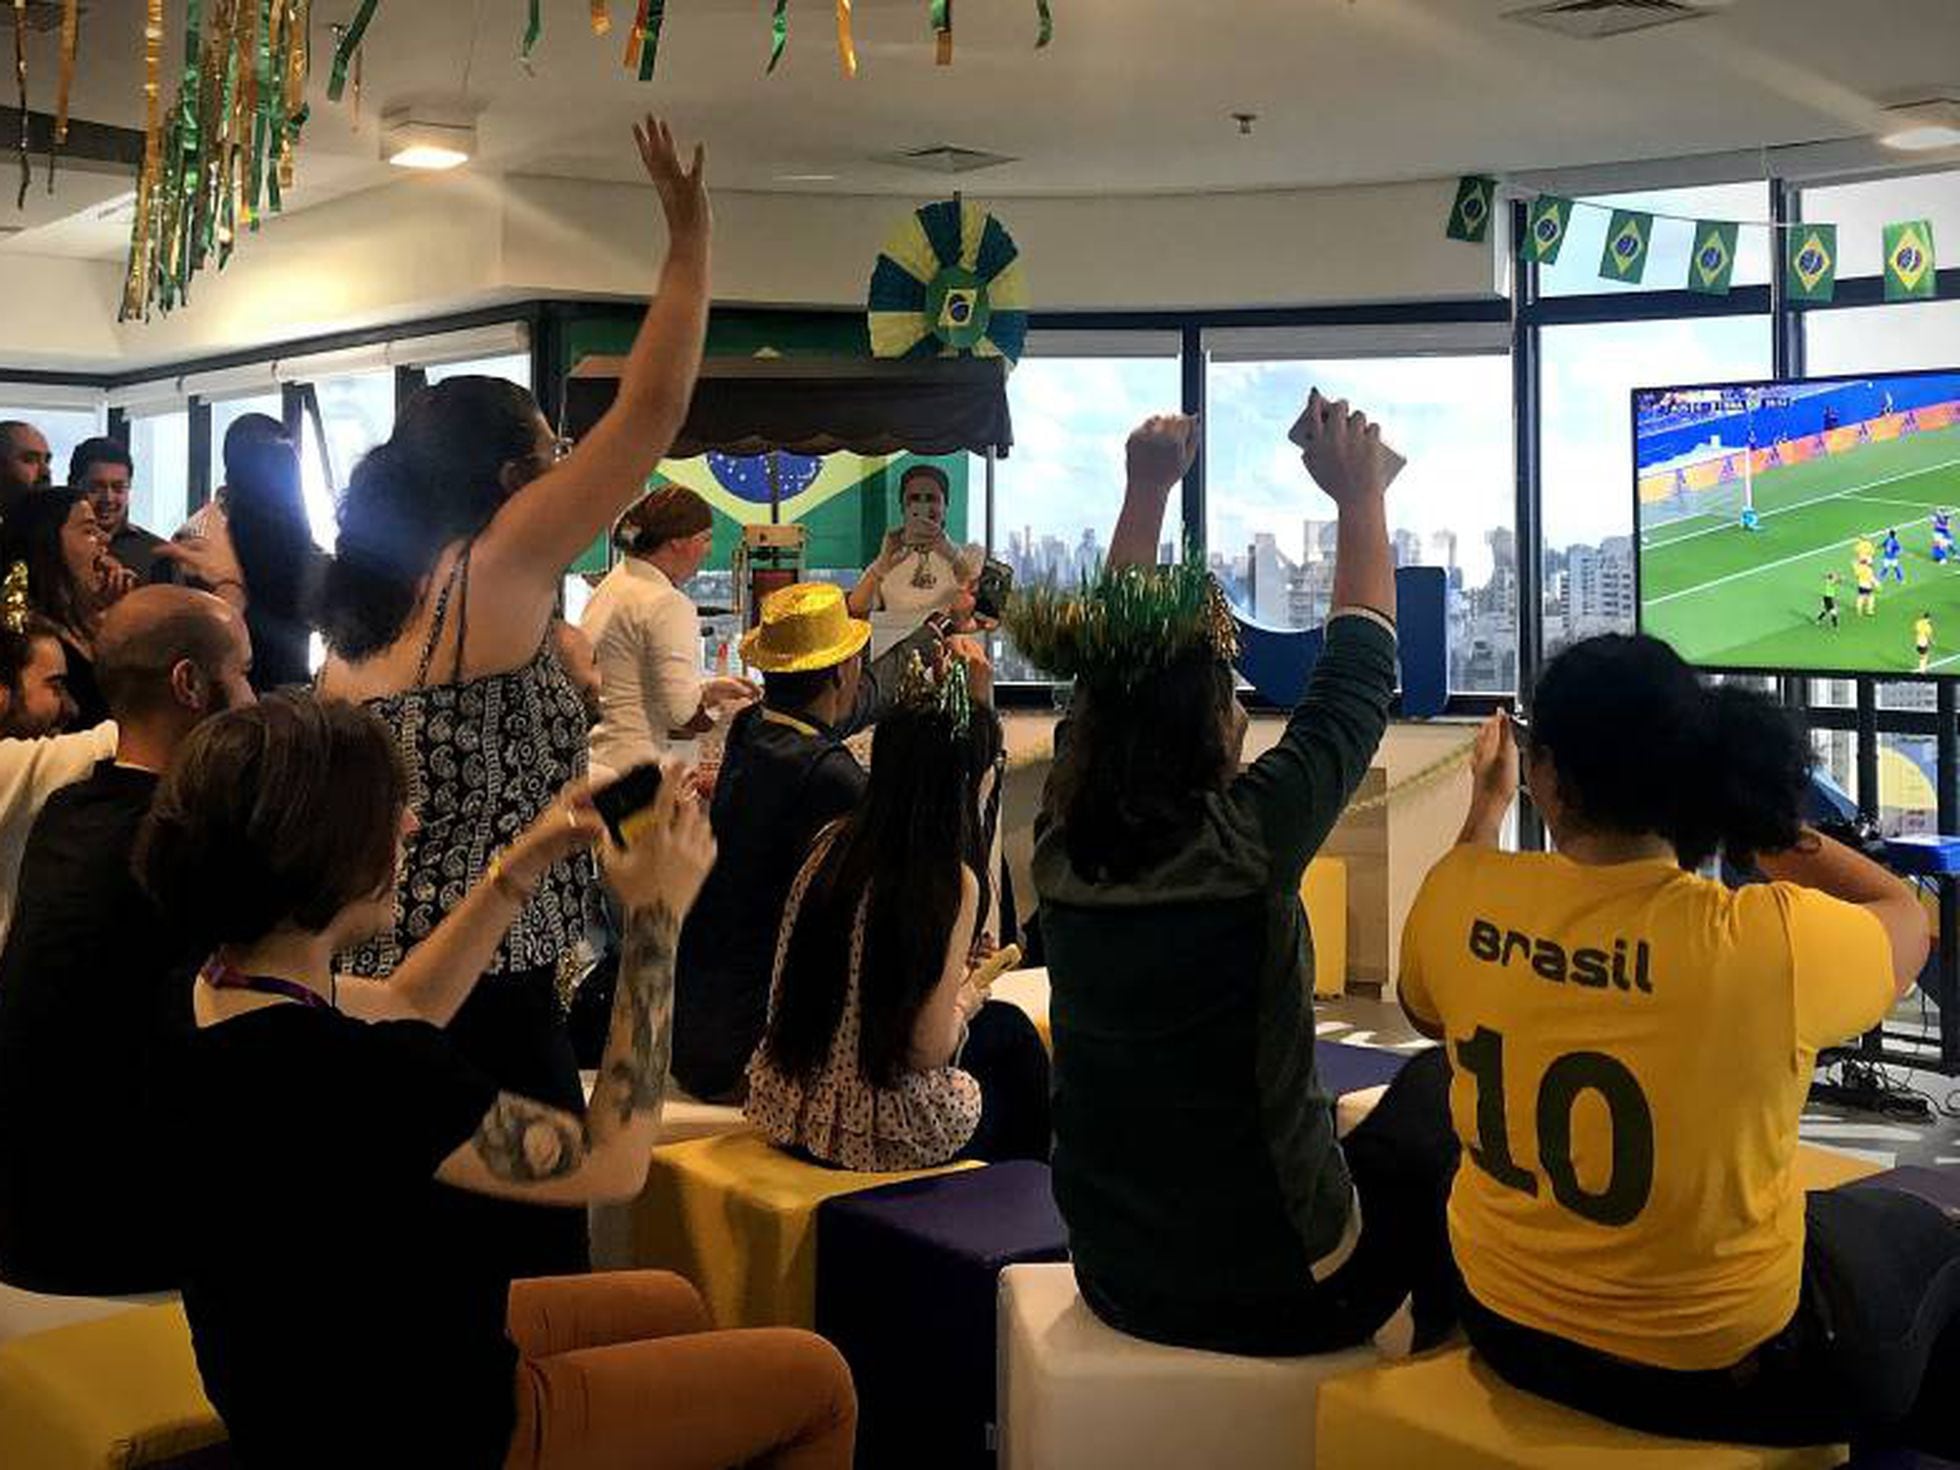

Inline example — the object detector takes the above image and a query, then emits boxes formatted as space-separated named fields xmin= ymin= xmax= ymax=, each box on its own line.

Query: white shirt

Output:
xmin=0 ymin=721 xmax=118 ymax=953
xmin=582 ymin=558 xmax=706 ymax=779
xmin=870 ymin=542 xmax=983 ymax=657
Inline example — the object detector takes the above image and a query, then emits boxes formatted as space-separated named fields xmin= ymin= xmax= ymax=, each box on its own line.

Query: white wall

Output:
xmin=502 ymin=175 xmax=1507 ymax=311
xmin=2 ymin=171 xmax=1503 ymax=373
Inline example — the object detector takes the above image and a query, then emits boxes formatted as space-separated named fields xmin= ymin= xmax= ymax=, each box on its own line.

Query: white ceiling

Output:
xmin=5 ymin=0 xmax=1959 ymax=261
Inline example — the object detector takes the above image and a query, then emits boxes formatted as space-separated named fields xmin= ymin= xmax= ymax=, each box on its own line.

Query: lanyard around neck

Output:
xmin=200 ymin=958 xmax=333 ymax=1012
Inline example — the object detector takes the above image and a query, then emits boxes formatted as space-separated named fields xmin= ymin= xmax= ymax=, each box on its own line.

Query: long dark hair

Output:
xmin=0 ymin=489 xmax=93 ymax=636
xmin=226 ymin=434 xmax=315 ymax=623
xmin=320 ymin=376 xmax=542 ymax=660
xmin=1529 ymin=633 xmax=1810 ymax=870
xmin=1047 ymin=654 xmax=1239 ymax=884
xmin=764 ymin=703 xmax=1000 ymax=1089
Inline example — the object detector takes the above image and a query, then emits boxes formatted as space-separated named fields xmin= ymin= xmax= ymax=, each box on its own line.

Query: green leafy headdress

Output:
xmin=1003 ymin=560 xmax=1238 ymax=690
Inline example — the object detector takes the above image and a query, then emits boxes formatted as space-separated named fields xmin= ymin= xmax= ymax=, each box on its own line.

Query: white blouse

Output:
xmin=582 ymin=559 xmax=705 ymax=779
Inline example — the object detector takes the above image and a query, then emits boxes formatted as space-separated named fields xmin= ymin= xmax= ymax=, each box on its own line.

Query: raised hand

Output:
xmin=499 ymin=781 xmax=604 ymax=891
xmin=1296 ymin=389 xmax=1404 ymax=509
xmin=602 ymin=763 xmax=718 ymax=918
xmin=1125 ymin=413 xmax=1201 ymax=496
xmin=633 ymin=115 xmax=710 ymax=248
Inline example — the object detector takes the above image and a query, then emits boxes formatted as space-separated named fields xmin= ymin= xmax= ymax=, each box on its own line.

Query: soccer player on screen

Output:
xmin=1882 ymin=529 xmax=1905 ymax=584
xmin=1855 ymin=560 xmax=1878 ymax=617
xmin=1816 ymin=572 xmax=1841 ymax=630
xmin=1855 ymin=537 xmax=1877 ymax=574
xmin=1919 ymin=612 xmax=1936 ymax=674
xmin=1933 ymin=510 xmax=1953 ymax=565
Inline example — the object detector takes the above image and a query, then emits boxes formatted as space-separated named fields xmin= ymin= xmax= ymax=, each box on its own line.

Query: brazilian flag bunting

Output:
xmin=1521 ymin=195 xmax=1574 ymax=266
xmin=1687 ymin=220 xmax=1739 ymax=296
xmin=1884 ymin=219 xmax=1938 ymax=301
xmin=1446 ymin=176 xmax=1496 ymax=243
xmin=1786 ymin=224 xmax=1837 ymax=304
xmin=1598 ymin=209 xmax=1653 ymax=284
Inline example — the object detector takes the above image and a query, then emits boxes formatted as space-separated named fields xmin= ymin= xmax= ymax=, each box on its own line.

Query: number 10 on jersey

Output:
xmin=1454 ymin=1026 xmax=1656 ymax=1227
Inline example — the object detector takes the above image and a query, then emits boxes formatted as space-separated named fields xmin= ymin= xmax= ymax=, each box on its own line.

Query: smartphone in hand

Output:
xmin=593 ymin=764 xmax=664 ymax=847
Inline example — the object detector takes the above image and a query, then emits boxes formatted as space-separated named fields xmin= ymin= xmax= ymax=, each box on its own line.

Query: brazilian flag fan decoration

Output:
xmin=868 ymin=200 xmax=1029 ymax=365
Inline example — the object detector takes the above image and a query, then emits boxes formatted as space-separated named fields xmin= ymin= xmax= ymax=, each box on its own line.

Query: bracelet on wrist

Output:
xmin=487 ymin=854 xmax=535 ymax=903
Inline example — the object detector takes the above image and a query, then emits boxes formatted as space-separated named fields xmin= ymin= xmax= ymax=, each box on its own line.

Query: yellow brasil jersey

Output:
xmin=1918 ymin=618 xmax=1935 ymax=647
xmin=1856 ymin=563 xmax=1878 ymax=592
xmin=1400 ymin=847 xmax=1892 ymax=1370
xmin=1855 ymin=538 xmax=1876 ymax=566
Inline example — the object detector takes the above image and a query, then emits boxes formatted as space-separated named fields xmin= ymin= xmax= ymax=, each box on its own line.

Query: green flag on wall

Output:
xmin=1687 ymin=220 xmax=1739 ymax=296
xmin=1446 ymin=176 xmax=1497 ymax=243
xmin=1786 ymin=224 xmax=1838 ymax=304
xmin=1598 ymin=209 xmax=1653 ymax=284
xmin=1521 ymin=195 xmax=1574 ymax=266
xmin=1884 ymin=219 xmax=1938 ymax=301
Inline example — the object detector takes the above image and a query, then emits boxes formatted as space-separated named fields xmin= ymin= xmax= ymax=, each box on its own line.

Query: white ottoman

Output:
xmin=998 ymin=1263 xmax=1403 ymax=1470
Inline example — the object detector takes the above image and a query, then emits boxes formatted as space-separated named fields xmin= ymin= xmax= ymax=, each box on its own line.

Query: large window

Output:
xmin=1207 ymin=350 xmax=1515 ymax=691
xmin=426 ymin=353 xmax=532 ymax=389
xmin=301 ymin=372 xmax=394 ymax=547
xmin=1800 ymin=171 xmax=1960 ymax=281
xmin=1540 ymin=315 xmax=1772 ymax=657
xmin=0 ymin=400 xmax=103 ymax=494
xmin=1540 ymin=183 xmax=1773 ymax=298
xmin=127 ymin=409 xmax=190 ymax=535
xmin=992 ymin=352 xmax=1183 ymax=680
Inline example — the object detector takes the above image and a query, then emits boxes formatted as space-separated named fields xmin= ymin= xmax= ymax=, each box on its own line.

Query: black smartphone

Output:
xmin=593 ymin=764 xmax=663 ymax=846
xmin=974 ymin=558 xmax=1015 ymax=622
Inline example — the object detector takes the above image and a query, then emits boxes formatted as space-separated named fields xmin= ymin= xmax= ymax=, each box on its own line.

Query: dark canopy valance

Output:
xmin=564 ymin=355 xmax=1013 ymax=459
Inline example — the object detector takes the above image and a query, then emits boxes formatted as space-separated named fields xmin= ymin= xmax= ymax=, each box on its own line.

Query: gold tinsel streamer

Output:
xmin=622 ymin=0 xmax=648 ymax=66
xmin=122 ymin=0 xmax=314 ymax=320
xmin=590 ymin=1 xmax=611 ymax=37
xmin=52 ymin=0 xmax=79 ymax=145
xmin=836 ymin=0 xmax=856 ymax=77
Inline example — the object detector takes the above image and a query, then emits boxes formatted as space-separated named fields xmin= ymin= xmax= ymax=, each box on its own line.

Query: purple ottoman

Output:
xmin=1316 ymin=1039 xmax=1412 ymax=1099
xmin=815 ymin=1161 xmax=1068 ymax=1470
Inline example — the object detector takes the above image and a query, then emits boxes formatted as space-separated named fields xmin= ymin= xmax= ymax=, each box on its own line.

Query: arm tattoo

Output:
xmin=597 ymin=901 xmax=679 ymax=1128
xmin=471 ymin=1094 xmax=587 ymax=1183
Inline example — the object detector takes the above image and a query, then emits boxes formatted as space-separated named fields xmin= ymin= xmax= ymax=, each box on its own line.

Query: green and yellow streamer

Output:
xmin=768 ymin=0 xmax=789 ymax=73
xmin=326 ymin=0 xmax=378 ymax=102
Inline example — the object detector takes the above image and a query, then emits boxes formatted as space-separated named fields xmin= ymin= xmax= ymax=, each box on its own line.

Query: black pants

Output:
xmin=1465 ymin=1185 xmax=1960 ymax=1456
xmin=1302 ymin=1045 xmax=1463 ymax=1351
xmin=435 ymin=966 xmax=592 ymax=1281
xmin=958 ymin=1000 xmax=1052 ymax=1164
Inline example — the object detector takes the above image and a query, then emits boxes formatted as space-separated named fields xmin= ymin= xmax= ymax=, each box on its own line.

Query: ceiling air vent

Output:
xmin=16 ymin=2 xmax=89 ymax=34
xmin=1503 ymin=0 xmax=1726 ymax=40
xmin=876 ymin=144 xmax=1018 ymax=175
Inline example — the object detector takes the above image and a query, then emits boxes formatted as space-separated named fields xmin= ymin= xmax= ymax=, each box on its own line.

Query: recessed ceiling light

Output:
xmin=775 ymin=173 xmax=840 ymax=183
xmin=1878 ymin=96 xmax=1960 ymax=152
xmin=382 ymin=110 xmax=475 ymax=171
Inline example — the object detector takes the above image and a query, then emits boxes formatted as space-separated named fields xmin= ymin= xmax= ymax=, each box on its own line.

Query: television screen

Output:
xmin=1634 ymin=368 xmax=1960 ymax=677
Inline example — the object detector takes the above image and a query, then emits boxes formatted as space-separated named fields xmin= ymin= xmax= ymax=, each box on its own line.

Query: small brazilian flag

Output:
xmin=1884 ymin=219 xmax=1938 ymax=301
xmin=1521 ymin=195 xmax=1574 ymax=266
xmin=1447 ymin=176 xmax=1496 ymax=243
xmin=1687 ymin=220 xmax=1739 ymax=296
xmin=1786 ymin=224 xmax=1837 ymax=304
xmin=1598 ymin=208 xmax=1653 ymax=284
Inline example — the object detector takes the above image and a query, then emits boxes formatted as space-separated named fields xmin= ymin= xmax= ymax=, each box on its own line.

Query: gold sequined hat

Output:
xmin=739 ymin=582 xmax=874 ymax=675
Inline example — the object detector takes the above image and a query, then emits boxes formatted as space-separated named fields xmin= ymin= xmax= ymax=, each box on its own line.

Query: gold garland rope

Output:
xmin=1341 ymin=738 xmax=1478 ymax=817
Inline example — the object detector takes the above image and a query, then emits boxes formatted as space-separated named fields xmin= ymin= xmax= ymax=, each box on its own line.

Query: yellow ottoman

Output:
xmin=623 ymin=1128 xmax=977 ymax=1329
xmin=993 ymin=968 xmax=1052 ymax=1051
xmin=1316 ymin=1348 xmax=1843 ymax=1469
xmin=1313 ymin=1146 xmax=1882 ymax=1470
xmin=1301 ymin=857 xmax=1349 ymax=999
xmin=0 ymin=1301 xmax=225 ymax=1470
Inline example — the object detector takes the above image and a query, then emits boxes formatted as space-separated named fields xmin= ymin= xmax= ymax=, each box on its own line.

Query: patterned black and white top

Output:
xmin=339 ymin=545 xmax=593 ymax=980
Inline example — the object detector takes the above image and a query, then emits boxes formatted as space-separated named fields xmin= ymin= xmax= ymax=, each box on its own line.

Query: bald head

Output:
xmin=0 ymin=421 xmax=52 ymax=500
xmin=96 ymin=586 xmax=254 ymax=726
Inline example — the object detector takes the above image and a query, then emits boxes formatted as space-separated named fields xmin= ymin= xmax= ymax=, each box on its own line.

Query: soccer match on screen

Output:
xmin=1636 ymin=369 xmax=1960 ymax=677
